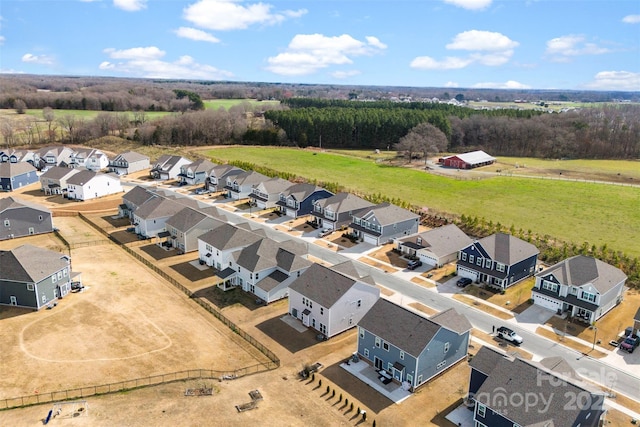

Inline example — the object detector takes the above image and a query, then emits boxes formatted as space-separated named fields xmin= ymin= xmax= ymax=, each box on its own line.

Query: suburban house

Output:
xmin=133 ymin=196 xmax=200 ymax=238
xmin=164 ymin=206 xmax=225 ymax=254
xmin=395 ymin=224 xmax=472 ymax=268
xmin=108 ymin=151 xmax=150 ymax=176
xmin=150 ymin=155 xmax=192 ymax=180
xmin=288 ymin=263 xmax=380 ymax=339
xmin=233 ymin=238 xmax=312 ymax=303
xmin=469 ymin=346 xmax=605 ymax=427
xmin=0 ymin=162 xmax=39 ymax=192
xmin=0 ymin=245 xmax=77 ymax=310
xmin=0 ymin=197 xmax=54 ymax=240
xmin=349 ymin=202 xmax=420 ymax=246
xmin=532 ymin=255 xmax=627 ymax=323
xmin=311 ymin=192 xmax=374 ymax=231
xmin=357 ymin=299 xmax=471 ymax=391
xmin=206 ymin=164 xmax=243 ymax=192
xmin=225 ymin=170 xmax=269 ymax=200
xmin=66 ymin=170 xmax=123 ymax=201
xmin=439 ymin=150 xmax=496 ymax=169
xmin=120 ymin=185 xmax=156 ymax=220
xmin=178 ymin=159 xmax=217 ymax=186
xmin=276 ymin=183 xmax=334 ymax=219
xmin=69 ymin=148 xmax=109 ymax=171
xmin=33 ymin=146 xmax=74 ymax=171
xmin=456 ymin=233 xmax=539 ymax=289
xmin=249 ymin=177 xmax=293 ymax=209
xmin=198 ymin=223 xmax=264 ymax=289
xmin=39 ymin=166 xmax=81 ymax=195
xmin=1 ymin=149 xmax=35 ymax=164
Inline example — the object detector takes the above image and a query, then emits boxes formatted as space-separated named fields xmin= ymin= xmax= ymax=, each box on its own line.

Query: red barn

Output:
xmin=439 ymin=150 xmax=496 ymax=169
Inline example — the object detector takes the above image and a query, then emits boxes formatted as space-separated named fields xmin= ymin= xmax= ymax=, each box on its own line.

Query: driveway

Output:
xmin=515 ymin=304 xmax=556 ymax=333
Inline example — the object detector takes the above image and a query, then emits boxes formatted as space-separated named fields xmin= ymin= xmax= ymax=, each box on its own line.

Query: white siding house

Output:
xmin=66 ymin=171 xmax=123 ymax=201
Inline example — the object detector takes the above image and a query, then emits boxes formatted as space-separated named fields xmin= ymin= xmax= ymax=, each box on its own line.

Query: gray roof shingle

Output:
xmin=477 ymin=232 xmax=539 ymax=264
xmin=398 ymin=224 xmax=472 ymax=257
xmin=359 ymin=202 xmax=419 ymax=226
xmin=537 ymin=255 xmax=627 ymax=294
xmin=198 ymin=223 xmax=262 ymax=250
xmin=289 ymin=263 xmax=359 ymax=308
xmin=0 ymin=245 xmax=68 ymax=283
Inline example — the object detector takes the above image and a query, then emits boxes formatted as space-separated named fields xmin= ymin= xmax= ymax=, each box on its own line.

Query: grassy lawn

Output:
xmin=202 ymin=147 xmax=640 ymax=257
xmin=202 ymin=99 xmax=280 ymax=110
xmin=452 ymin=294 xmax=514 ymax=320
xmin=22 ymin=108 xmax=172 ymax=120
xmin=495 ymin=157 xmax=640 ymax=181
xmin=463 ymin=278 xmax=535 ymax=314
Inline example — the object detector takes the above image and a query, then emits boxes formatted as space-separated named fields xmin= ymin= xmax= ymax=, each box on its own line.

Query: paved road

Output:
xmin=131 ymin=183 xmax=640 ymax=401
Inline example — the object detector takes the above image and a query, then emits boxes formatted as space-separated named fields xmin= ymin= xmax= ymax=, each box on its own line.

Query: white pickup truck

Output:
xmin=497 ymin=326 xmax=523 ymax=345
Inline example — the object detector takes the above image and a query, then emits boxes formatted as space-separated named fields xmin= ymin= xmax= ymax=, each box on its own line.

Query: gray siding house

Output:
xmin=0 ymin=197 xmax=54 ymax=240
xmin=121 ymin=185 xmax=156 ymax=219
xmin=275 ymin=183 xmax=334 ymax=219
xmin=357 ymin=299 xmax=471 ymax=391
xmin=0 ymin=162 xmax=39 ymax=192
xmin=311 ymin=192 xmax=374 ymax=231
xmin=350 ymin=202 xmax=420 ymax=246
xmin=249 ymin=177 xmax=293 ymax=209
xmin=178 ymin=159 xmax=217 ymax=186
xmin=33 ymin=146 xmax=73 ymax=171
xmin=206 ymin=164 xmax=243 ymax=192
xmin=396 ymin=224 xmax=472 ymax=268
xmin=165 ymin=207 xmax=225 ymax=253
xmin=457 ymin=232 xmax=539 ymax=289
xmin=0 ymin=245 xmax=75 ymax=310
xmin=532 ymin=255 xmax=627 ymax=323
xmin=150 ymin=155 xmax=192 ymax=180
xmin=469 ymin=346 xmax=605 ymax=427
xmin=225 ymin=170 xmax=269 ymax=200
xmin=109 ymin=151 xmax=150 ymax=175
xmin=39 ymin=166 xmax=81 ymax=195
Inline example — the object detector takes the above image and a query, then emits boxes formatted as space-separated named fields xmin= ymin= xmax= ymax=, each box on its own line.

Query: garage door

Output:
xmin=456 ymin=265 xmax=478 ymax=281
xmin=533 ymin=294 xmax=560 ymax=311
xmin=363 ymin=234 xmax=378 ymax=245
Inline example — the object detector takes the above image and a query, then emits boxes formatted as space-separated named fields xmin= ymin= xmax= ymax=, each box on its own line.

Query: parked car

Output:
xmin=457 ymin=277 xmax=473 ymax=287
xmin=620 ymin=335 xmax=639 ymax=353
xmin=318 ymin=228 xmax=333 ymax=238
xmin=497 ymin=326 xmax=523 ymax=345
xmin=407 ymin=259 xmax=423 ymax=270
xmin=195 ymin=187 xmax=210 ymax=195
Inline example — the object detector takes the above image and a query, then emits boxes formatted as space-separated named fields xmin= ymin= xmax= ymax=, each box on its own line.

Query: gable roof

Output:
xmin=289 ymin=263 xmax=359 ymax=308
xmin=537 ymin=255 xmax=627 ymax=294
xmin=152 ymin=155 xmax=190 ymax=171
xmin=359 ymin=202 xmax=419 ymax=226
xmin=134 ymin=197 xmax=197 ymax=220
xmin=429 ymin=307 xmax=472 ymax=334
xmin=314 ymin=192 xmax=374 ymax=213
xmin=330 ymin=260 xmax=376 ymax=286
xmin=66 ymin=170 xmax=99 ymax=185
xmin=40 ymin=166 xmax=80 ymax=180
xmin=443 ymin=150 xmax=495 ymax=165
xmin=228 ymin=170 xmax=268 ymax=186
xmin=280 ymin=182 xmax=328 ymax=201
xmin=358 ymin=298 xmax=442 ymax=357
xmin=254 ymin=177 xmax=292 ymax=194
xmin=398 ymin=224 xmax=472 ymax=257
xmin=0 ymin=162 xmax=37 ymax=177
xmin=198 ymin=223 xmax=262 ymax=250
xmin=0 ymin=196 xmax=50 ymax=214
xmin=476 ymin=232 xmax=539 ymax=264
xmin=0 ymin=245 xmax=68 ymax=283
xmin=471 ymin=346 xmax=603 ymax=426
xmin=210 ymin=164 xmax=243 ymax=178
xmin=235 ymin=238 xmax=311 ymax=273
xmin=114 ymin=151 xmax=149 ymax=163
xmin=182 ymin=159 xmax=216 ymax=173
xmin=123 ymin=185 xmax=155 ymax=206
xmin=165 ymin=207 xmax=223 ymax=232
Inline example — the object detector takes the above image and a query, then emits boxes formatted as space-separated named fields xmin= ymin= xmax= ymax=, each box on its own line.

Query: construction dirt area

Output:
xmin=0 ymin=181 xmax=637 ymax=426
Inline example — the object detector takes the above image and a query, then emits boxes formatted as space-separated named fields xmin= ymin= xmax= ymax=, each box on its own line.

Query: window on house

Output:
xmin=357 ymin=299 xmax=362 ymax=308
xmin=581 ymin=291 xmax=597 ymax=303
xmin=52 ymin=274 xmax=57 ymax=283
xmin=542 ymin=281 xmax=558 ymax=292
xmin=477 ymin=403 xmax=486 ymax=417
xmin=387 ymin=362 xmax=393 ymax=371
xmin=383 ymin=342 xmax=389 ymax=351
xmin=437 ymin=360 xmax=446 ymax=369
xmin=364 ymin=348 xmax=369 ymax=358
xmin=320 ymin=307 xmax=324 ymax=315
xmin=58 ymin=271 xmax=62 ymax=279
xmin=3 ymin=220 xmax=9 ymax=227
xmin=27 ymin=284 xmax=34 ymax=291
xmin=375 ymin=337 xmax=381 ymax=348
xmin=399 ymin=351 xmax=404 ymax=360
xmin=461 ymin=252 xmax=467 ymax=261
xmin=63 ymin=269 xmax=67 ymax=277
xmin=476 ymin=257 xmax=482 ymax=266
xmin=496 ymin=263 xmax=505 ymax=272
xmin=469 ymin=255 xmax=474 ymax=263
xmin=359 ymin=328 xmax=364 ymax=339
xmin=444 ymin=342 xmax=450 ymax=353
xmin=29 ymin=227 xmax=35 ymax=235
xmin=39 ymin=215 xmax=43 ymax=221
xmin=484 ymin=259 xmax=492 ymax=268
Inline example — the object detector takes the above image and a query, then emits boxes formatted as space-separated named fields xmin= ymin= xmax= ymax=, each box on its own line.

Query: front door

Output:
xmin=10 ymin=296 xmax=17 ymax=306
xmin=374 ymin=356 xmax=383 ymax=370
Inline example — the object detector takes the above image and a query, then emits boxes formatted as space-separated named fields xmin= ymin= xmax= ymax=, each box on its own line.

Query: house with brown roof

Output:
xmin=532 ymin=255 xmax=627 ymax=323
xmin=288 ymin=263 xmax=380 ymax=339
xmin=357 ymin=299 xmax=471 ymax=391
xmin=0 ymin=245 xmax=76 ymax=310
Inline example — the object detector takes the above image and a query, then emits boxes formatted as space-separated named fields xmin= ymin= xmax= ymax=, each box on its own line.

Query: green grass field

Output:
xmin=22 ymin=109 xmax=172 ymax=121
xmin=496 ymin=157 xmax=640 ymax=180
xmin=203 ymin=147 xmax=640 ymax=257
xmin=202 ymin=99 xmax=280 ymax=110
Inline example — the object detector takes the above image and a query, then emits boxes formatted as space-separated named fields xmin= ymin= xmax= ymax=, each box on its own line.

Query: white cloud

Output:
xmin=266 ymin=33 xmax=386 ymax=76
xmin=100 ymin=46 xmax=233 ymax=79
xmin=0 ymin=35 xmax=4 ymax=46
xmin=444 ymin=81 xmax=459 ymax=88
xmin=622 ymin=15 xmax=640 ymax=24
xmin=330 ymin=70 xmax=361 ymax=79
xmin=21 ymin=53 xmax=55 ymax=65
xmin=183 ymin=0 xmax=307 ymax=31
xmin=446 ymin=30 xmax=519 ymax=51
xmin=472 ymin=80 xmax=531 ymax=89
xmin=103 ymin=46 xmax=165 ymax=60
xmin=113 ymin=0 xmax=146 ymax=11
xmin=410 ymin=56 xmax=472 ymax=70
xmin=443 ymin=0 xmax=492 ymax=10
xmin=174 ymin=27 xmax=220 ymax=43
xmin=584 ymin=71 xmax=640 ymax=91
xmin=411 ymin=30 xmax=517 ymax=70
xmin=545 ymin=35 xmax=610 ymax=62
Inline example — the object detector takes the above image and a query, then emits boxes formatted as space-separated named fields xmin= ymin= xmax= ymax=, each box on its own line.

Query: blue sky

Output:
xmin=1 ymin=0 xmax=639 ymax=91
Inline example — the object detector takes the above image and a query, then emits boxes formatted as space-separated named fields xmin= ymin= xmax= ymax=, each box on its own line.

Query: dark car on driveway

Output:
xmin=407 ymin=259 xmax=423 ymax=270
xmin=620 ymin=335 xmax=639 ymax=353
xmin=456 ymin=277 xmax=472 ymax=287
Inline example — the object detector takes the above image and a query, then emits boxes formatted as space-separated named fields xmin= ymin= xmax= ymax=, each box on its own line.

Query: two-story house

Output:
xmin=311 ymin=192 xmax=374 ymax=231
xmin=469 ymin=346 xmax=605 ymax=427
xmin=0 ymin=149 xmax=35 ymax=164
xmin=33 ymin=146 xmax=74 ymax=171
xmin=69 ymin=148 xmax=109 ymax=171
xmin=276 ymin=183 xmax=334 ymax=219
xmin=0 ymin=162 xmax=39 ymax=192
xmin=234 ymin=238 xmax=311 ymax=303
xmin=532 ymin=255 xmax=627 ymax=323
xmin=349 ymin=202 xmax=420 ymax=246
xmin=206 ymin=164 xmax=244 ymax=192
xmin=150 ymin=155 xmax=192 ymax=180
xmin=0 ymin=245 xmax=76 ymax=310
xmin=133 ymin=196 xmax=201 ymax=238
xmin=66 ymin=171 xmax=123 ymax=201
xmin=39 ymin=166 xmax=81 ymax=195
xmin=225 ymin=171 xmax=269 ymax=200
xmin=396 ymin=224 xmax=472 ymax=268
xmin=108 ymin=151 xmax=150 ymax=176
xmin=164 ymin=207 xmax=225 ymax=254
xmin=357 ymin=299 xmax=471 ymax=391
xmin=120 ymin=185 xmax=156 ymax=220
xmin=0 ymin=197 xmax=54 ymax=240
xmin=249 ymin=177 xmax=293 ymax=210
xmin=178 ymin=159 xmax=217 ymax=186
xmin=456 ymin=233 xmax=539 ymax=289
xmin=288 ymin=263 xmax=380 ymax=339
